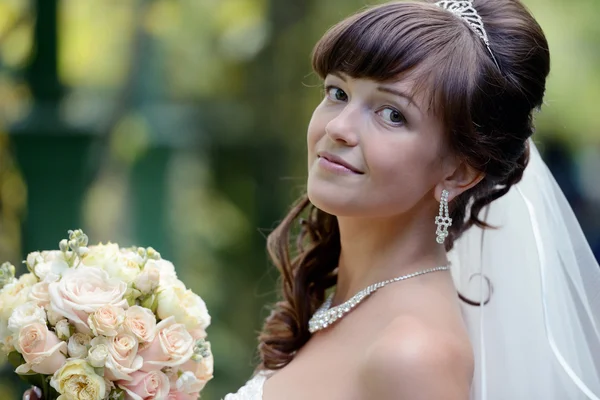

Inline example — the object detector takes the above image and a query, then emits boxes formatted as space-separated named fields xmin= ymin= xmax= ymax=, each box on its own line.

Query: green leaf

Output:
xmin=7 ymin=350 xmax=24 ymax=369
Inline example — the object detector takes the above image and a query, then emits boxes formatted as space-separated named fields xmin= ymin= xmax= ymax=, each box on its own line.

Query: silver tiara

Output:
xmin=435 ymin=1 xmax=501 ymax=69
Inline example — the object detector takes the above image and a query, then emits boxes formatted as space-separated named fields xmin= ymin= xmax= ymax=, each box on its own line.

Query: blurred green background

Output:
xmin=0 ymin=0 xmax=598 ymax=398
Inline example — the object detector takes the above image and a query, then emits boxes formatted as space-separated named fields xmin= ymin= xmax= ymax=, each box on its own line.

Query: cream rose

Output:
xmin=67 ymin=333 xmax=92 ymax=358
xmin=0 ymin=273 xmax=37 ymax=344
xmin=82 ymin=244 xmax=142 ymax=284
xmin=133 ymin=263 xmax=160 ymax=294
xmin=87 ymin=340 xmax=109 ymax=368
xmin=123 ymin=305 xmax=156 ymax=343
xmin=27 ymin=250 xmax=69 ymax=282
xmin=48 ymin=266 xmax=128 ymax=332
xmin=80 ymin=243 xmax=120 ymax=269
xmin=46 ymin=309 xmax=64 ymax=326
xmin=118 ymin=370 xmax=171 ymax=400
xmin=26 ymin=251 xmax=42 ymax=272
xmin=145 ymin=259 xmax=178 ymax=286
xmin=156 ymin=285 xmax=210 ymax=332
xmin=138 ymin=316 xmax=194 ymax=371
xmin=50 ymin=359 xmax=106 ymax=400
xmin=98 ymin=333 xmax=143 ymax=381
xmin=88 ymin=304 xmax=125 ymax=337
xmin=15 ymin=322 xmax=67 ymax=375
xmin=8 ymin=301 xmax=47 ymax=334
xmin=29 ymin=281 xmax=51 ymax=308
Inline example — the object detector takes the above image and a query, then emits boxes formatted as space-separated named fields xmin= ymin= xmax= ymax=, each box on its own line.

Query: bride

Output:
xmin=224 ymin=0 xmax=600 ymax=399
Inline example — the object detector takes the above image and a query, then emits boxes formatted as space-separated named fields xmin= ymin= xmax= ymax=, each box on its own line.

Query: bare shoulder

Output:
xmin=360 ymin=315 xmax=474 ymax=400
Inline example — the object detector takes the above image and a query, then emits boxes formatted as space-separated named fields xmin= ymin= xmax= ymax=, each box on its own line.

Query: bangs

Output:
xmin=311 ymin=1 xmax=483 ymax=118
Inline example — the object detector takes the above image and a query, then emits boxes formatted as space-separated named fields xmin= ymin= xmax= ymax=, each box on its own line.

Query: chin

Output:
xmin=307 ymin=178 xmax=364 ymax=217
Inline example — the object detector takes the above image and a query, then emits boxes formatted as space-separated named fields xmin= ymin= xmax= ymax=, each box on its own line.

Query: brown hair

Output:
xmin=257 ymin=0 xmax=550 ymax=370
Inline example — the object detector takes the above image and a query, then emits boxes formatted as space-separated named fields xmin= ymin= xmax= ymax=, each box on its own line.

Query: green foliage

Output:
xmin=7 ymin=352 xmax=59 ymax=400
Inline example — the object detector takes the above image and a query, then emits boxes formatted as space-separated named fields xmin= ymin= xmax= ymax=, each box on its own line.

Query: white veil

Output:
xmin=448 ymin=139 xmax=600 ymax=399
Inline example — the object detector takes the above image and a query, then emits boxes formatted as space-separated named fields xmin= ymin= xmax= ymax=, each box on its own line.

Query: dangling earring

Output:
xmin=435 ymin=189 xmax=452 ymax=244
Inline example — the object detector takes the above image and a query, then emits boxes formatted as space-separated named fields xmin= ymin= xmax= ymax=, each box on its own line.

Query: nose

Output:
xmin=325 ymin=104 xmax=360 ymax=147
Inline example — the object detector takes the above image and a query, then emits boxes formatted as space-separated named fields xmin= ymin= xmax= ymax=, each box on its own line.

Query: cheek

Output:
xmin=306 ymin=105 xmax=328 ymax=156
xmin=362 ymin=140 xmax=442 ymax=209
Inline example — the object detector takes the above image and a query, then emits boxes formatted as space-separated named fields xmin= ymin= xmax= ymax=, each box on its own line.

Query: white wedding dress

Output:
xmin=223 ymin=371 xmax=270 ymax=400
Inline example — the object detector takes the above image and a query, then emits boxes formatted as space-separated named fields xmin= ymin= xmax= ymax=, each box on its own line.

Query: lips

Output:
xmin=317 ymin=151 xmax=364 ymax=174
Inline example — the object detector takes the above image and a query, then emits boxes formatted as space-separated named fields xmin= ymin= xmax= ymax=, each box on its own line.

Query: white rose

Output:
xmin=55 ymin=319 xmax=73 ymax=341
xmin=83 ymin=244 xmax=143 ymax=284
xmin=80 ymin=243 xmax=120 ymax=269
xmin=29 ymin=281 xmax=51 ymax=308
xmin=8 ymin=301 xmax=47 ymax=334
xmin=46 ymin=309 xmax=64 ymax=326
xmin=68 ymin=333 xmax=92 ymax=358
xmin=145 ymin=259 xmax=178 ymax=286
xmin=26 ymin=251 xmax=42 ymax=271
xmin=133 ymin=264 xmax=161 ymax=294
xmin=88 ymin=304 xmax=125 ymax=337
xmin=119 ymin=248 xmax=145 ymax=267
xmin=124 ymin=305 xmax=157 ymax=343
xmin=157 ymin=285 xmax=210 ymax=332
xmin=34 ymin=251 xmax=69 ymax=280
xmin=88 ymin=340 xmax=109 ymax=368
xmin=0 ymin=273 xmax=37 ymax=345
xmin=111 ymin=255 xmax=142 ymax=284
xmin=48 ymin=266 xmax=128 ymax=332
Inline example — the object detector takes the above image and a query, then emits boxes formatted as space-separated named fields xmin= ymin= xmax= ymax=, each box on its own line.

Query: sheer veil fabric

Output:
xmin=449 ymin=139 xmax=600 ymax=399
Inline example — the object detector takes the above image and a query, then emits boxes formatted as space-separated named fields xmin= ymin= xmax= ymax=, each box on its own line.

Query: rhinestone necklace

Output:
xmin=308 ymin=265 xmax=450 ymax=333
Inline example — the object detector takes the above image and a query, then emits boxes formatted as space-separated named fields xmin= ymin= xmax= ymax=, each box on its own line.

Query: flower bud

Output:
xmin=59 ymin=239 xmax=69 ymax=253
xmin=87 ymin=343 xmax=109 ymax=368
xmin=146 ymin=247 xmax=160 ymax=260
xmin=67 ymin=333 xmax=92 ymax=358
xmin=55 ymin=319 xmax=74 ymax=341
xmin=0 ymin=262 xmax=16 ymax=289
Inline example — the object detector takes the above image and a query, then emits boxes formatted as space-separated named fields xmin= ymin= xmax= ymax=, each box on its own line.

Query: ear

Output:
xmin=434 ymin=159 xmax=485 ymax=202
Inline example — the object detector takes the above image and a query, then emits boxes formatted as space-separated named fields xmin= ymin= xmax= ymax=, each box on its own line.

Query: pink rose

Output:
xmin=88 ymin=304 xmax=125 ymax=336
xmin=118 ymin=370 xmax=170 ymax=400
xmin=124 ymin=306 xmax=157 ymax=343
xmin=15 ymin=323 xmax=67 ymax=375
xmin=99 ymin=333 xmax=143 ymax=381
xmin=138 ymin=317 xmax=194 ymax=371
xmin=173 ymin=355 xmax=213 ymax=394
xmin=167 ymin=390 xmax=200 ymax=400
xmin=174 ymin=370 xmax=208 ymax=394
xmin=48 ymin=266 xmax=128 ymax=332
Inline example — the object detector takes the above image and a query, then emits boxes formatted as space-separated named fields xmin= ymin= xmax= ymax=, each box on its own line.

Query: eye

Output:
xmin=377 ymin=107 xmax=406 ymax=126
xmin=324 ymin=85 xmax=348 ymax=102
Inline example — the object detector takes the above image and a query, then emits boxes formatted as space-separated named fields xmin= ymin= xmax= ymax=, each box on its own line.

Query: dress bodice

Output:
xmin=223 ymin=371 xmax=270 ymax=400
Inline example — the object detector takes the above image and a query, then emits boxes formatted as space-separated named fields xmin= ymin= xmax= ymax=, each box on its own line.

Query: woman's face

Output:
xmin=306 ymin=72 xmax=452 ymax=218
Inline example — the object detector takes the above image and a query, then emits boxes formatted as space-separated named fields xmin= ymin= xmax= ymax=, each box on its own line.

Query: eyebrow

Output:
xmin=376 ymin=86 xmax=422 ymax=114
xmin=329 ymin=72 xmax=422 ymax=114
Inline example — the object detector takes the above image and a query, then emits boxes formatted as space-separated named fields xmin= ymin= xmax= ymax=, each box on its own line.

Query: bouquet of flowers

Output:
xmin=0 ymin=230 xmax=213 ymax=400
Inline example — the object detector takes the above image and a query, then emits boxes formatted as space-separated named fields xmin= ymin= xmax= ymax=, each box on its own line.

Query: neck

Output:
xmin=333 ymin=206 xmax=449 ymax=305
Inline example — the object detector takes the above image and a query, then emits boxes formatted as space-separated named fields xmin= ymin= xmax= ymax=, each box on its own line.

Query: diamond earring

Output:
xmin=435 ymin=190 xmax=452 ymax=244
